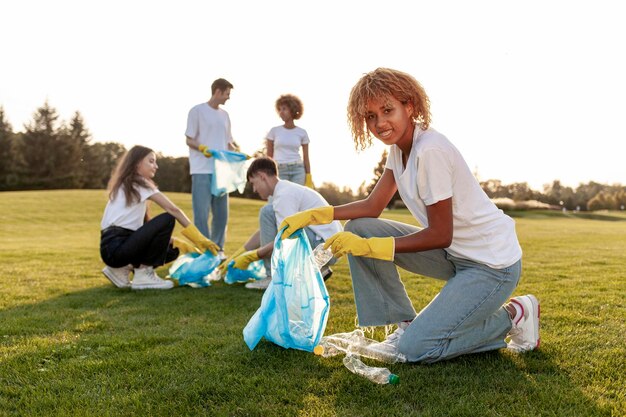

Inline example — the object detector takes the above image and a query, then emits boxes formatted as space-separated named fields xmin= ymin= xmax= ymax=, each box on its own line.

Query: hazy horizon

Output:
xmin=2 ymin=0 xmax=624 ymax=191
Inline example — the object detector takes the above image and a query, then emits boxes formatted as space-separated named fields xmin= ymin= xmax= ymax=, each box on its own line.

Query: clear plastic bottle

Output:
xmin=346 ymin=338 xmax=407 ymax=364
xmin=315 ymin=329 xmax=406 ymax=363
xmin=312 ymin=243 xmax=333 ymax=267
xmin=342 ymin=354 xmax=399 ymax=385
xmin=314 ymin=339 xmax=346 ymax=357
xmin=320 ymin=329 xmax=365 ymax=351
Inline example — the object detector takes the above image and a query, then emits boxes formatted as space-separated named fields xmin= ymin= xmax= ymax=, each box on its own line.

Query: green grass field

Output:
xmin=0 ymin=190 xmax=624 ymax=417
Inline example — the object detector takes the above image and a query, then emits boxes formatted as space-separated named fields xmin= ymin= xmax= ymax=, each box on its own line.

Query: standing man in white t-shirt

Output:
xmin=185 ymin=78 xmax=237 ymax=259
xmin=218 ymin=157 xmax=342 ymax=290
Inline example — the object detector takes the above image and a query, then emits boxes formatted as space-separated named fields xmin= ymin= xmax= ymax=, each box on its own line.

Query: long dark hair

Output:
xmin=107 ymin=145 xmax=157 ymax=206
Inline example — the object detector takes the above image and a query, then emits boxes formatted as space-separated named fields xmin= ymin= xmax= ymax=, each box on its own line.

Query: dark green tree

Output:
xmin=367 ymin=149 xmax=400 ymax=207
xmin=17 ymin=101 xmax=62 ymax=188
xmin=317 ymin=182 xmax=358 ymax=206
xmin=65 ymin=111 xmax=92 ymax=188
xmin=154 ymin=155 xmax=191 ymax=193
xmin=0 ymin=107 xmax=18 ymax=190
xmin=82 ymin=142 xmax=126 ymax=189
xmin=51 ymin=112 xmax=91 ymax=189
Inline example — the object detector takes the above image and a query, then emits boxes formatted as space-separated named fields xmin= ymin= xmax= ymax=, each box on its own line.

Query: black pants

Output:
xmin=100 ymin=213 xmax=179 ymax=268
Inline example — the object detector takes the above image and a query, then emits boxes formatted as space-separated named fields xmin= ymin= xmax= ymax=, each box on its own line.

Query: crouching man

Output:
xmin=219 ymin=156 xmax=342 ymax=290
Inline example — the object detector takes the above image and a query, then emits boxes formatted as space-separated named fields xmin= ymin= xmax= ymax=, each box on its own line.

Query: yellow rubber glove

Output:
xmin=305 ymin=174 xmax=314 ymax=189
xmin=198 ymin=145 xmax=213 ymax=158
xmin=181 ymin=224 xmax=219 ymax=255
xmin=171 ymin=237 xmax=200 ymax=255
xmin=279 ymin=206 xmax=334 ymax=240
xmin=324 ymin=231 xmax=395 ymax=261
xmin=231 ymin=250 xmax=260 ymax=270
xmin=217 ymin=245 xmax=246 ymax=273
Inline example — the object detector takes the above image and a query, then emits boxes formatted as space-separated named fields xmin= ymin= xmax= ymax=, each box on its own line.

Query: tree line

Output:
xmin=1 ymin=103 xmax=623 ymax=211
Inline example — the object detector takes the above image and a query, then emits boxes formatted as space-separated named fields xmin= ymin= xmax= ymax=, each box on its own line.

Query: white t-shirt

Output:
xmin=185 ymin=103 xmax=234 ymax=174
xmin=101 ymin=185 xmax=159 ymax=231
xmin=272 ymin=180 xmax=342 ymax=240
xmin=386 ymin=127 xmax=522 ymax=269
xmin=266 ymin=125 xmax=310 ymax=164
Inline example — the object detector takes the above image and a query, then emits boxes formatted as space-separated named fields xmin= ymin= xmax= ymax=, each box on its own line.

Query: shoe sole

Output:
xmin=245 ymin=281 xmax=270 ymax=290
xmin=245 ymin=285 xmax=269 ymax=290
xmin=102 ymin=268 xmax=130 ymax=288
xmin=131 ymin=284 xmax=174 ymax=290
xmin=522 ymin=294 xmax=540 ymax=349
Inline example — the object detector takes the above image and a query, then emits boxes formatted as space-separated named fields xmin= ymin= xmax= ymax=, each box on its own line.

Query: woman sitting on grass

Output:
xmin=280 ymin=68 xmax=539 ymax=362
xmin=100 ymin=145 xmax=219 ymax=290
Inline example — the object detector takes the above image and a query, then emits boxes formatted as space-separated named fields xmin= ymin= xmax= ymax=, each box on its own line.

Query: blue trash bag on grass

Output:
xmin=210 ymin=150 xmax=252 ymax=197
xmin=168 ymin=251 xmax=221 ymax=287
xmin=224 ymin=259 xmax=266 ymax=284
xmin=243 ymin=228 xmax=330 ymax=352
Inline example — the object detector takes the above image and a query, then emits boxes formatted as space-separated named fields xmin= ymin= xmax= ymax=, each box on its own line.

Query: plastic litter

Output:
xmin=315 ymin=329 xmax=407 ymax=364
xmin=243 ymin=228 xmax=329 ymax=352
xmin=343 ymin=354 xmax=399 ymax=385
xmin=223 ymin=259 xmax=266 ymax=284
xmin=210 ymin=150 xmax=252 ymax=197
xmin=312 ymin=243 xmax=333 ymax=267
xmin=168 ymin=251 xmax=220 ymax=287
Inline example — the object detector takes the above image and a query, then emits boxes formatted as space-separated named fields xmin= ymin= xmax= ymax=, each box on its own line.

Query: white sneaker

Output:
xmin=102 ymin=265 xmax=131 ymax=288
xmin=131 ymin=267 xmax=174 ymax=290
xmin=506 ymin=294 xmax=540 ymax=352
xmin=218 ymin=251 xmax=227 ymax=261
xmin=245 ymin=277 xmax=271 ymax=290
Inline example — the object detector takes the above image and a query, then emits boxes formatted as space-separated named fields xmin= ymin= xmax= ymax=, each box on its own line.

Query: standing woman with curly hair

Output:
xmin=100 ymin=145 xmax=219 ymax=290
xmin=280 ymin=68 xmax=540 ymax=363
xmin=265 ymin=94 xmax=314 ymax=188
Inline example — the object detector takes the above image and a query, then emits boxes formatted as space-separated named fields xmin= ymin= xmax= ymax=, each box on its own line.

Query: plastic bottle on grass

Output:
xmin=320 ymin=329 xmax=406 ymax=363
xmin=322 ymin=329 xmax=366 ymax=350
xmin=346 ymin=338 xmax=407 ymax=364
xmin=342 ymin=354 xmax=399 ymax=385
xmin=314 ymin=339 xmax=346 ymax=357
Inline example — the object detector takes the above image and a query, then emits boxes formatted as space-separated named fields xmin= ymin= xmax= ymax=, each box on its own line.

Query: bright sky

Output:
xmin=2 ymin=0 xmax=624 ymax=191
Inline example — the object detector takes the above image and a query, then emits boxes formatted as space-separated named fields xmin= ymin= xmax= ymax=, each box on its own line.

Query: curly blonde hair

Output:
xmin=275 ymin=94 xmax=304 ymax=120
xmin=347 ymin=68 xmax=431 ymax=150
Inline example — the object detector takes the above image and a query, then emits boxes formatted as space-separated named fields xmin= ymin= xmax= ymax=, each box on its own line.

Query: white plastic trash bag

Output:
xmin=210 ymin=150 xmax=251 ymax=197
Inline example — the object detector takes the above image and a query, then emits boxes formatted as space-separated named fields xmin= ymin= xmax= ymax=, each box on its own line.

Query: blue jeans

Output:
xmin=277 ymin=162 xmax=305 ymax=185
xmin=344 ymin=217 xmax=521 ymax=363
xmin=258 ymin=203 xmax=335 ymax=276
xmin=191 ymin=174 xmax=228 ymax=249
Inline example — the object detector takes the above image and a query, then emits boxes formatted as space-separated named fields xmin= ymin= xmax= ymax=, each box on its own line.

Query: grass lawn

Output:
xmin=0 ymin=190 xmax=624 ymax=416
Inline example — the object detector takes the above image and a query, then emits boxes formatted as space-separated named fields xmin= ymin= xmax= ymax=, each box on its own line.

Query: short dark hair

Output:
xmin=211 ymin=78 xmax=234 ymax=94
xmin=247 ymin=157 xmax=278 ymax=180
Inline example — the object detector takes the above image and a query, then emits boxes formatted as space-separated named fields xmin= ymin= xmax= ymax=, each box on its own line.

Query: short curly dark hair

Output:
xmin=275 ymin=94 xmax=303 ymax=120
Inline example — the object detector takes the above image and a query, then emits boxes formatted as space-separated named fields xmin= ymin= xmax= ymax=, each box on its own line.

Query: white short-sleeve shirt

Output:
xmin=386 ymin=127 xmax=522 ymax=269
xmin=185 ymin=103 xmax=233 ymax=174
xmin=266 ymin=125 xmax=310 ymax=164
xmin=101 ymin=185 xmax=159 ymax=231
xmin=271 ymin=180 xmax=342 ymax=240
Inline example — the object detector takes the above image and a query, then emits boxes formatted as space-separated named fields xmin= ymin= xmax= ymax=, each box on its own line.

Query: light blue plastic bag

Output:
xmin=210 ymin=150 xmax=251 ymax=197
xmin=243 ymin=228 xmax=330 ymax=352
xmin=224 ymin=259 xmax=266 ymax=285
xmin=168 ymin=251 xmax=220 ymax=287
